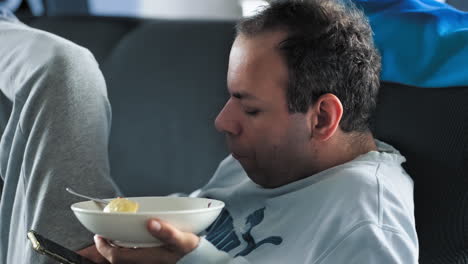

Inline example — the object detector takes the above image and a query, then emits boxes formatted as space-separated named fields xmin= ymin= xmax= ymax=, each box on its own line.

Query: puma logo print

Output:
xmin=206 ymin=207 xmax=283 ymax=256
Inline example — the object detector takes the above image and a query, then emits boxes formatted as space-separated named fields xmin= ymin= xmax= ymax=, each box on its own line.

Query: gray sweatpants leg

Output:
xmin=0 ymin=21 xmax=120 ymax=264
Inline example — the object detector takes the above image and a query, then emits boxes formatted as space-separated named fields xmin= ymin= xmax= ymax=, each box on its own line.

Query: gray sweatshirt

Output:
xmin=179 ymin=141 xmax=418 ymax=263
xmin=0 ymin=13 xmax=120 ymax=263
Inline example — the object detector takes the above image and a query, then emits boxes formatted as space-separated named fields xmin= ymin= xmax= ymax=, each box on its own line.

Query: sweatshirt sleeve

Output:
xmin=177 ymin=238 xmax=250 ymax=264
xmin=317 ymin=223 xmax=418 ymax=264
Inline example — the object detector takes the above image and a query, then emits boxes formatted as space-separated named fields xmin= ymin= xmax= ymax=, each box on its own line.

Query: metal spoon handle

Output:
xmin=66 ymin=187 xmax=109 ymax=205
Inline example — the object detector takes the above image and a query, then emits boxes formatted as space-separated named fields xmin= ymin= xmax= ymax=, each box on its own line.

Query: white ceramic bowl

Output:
xmin=71 ymin=196 xmax=224 ymax=248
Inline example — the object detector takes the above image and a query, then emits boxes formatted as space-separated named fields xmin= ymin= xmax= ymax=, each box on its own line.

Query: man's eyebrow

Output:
xmin=232 ymin=92 xmax=258 ymax=101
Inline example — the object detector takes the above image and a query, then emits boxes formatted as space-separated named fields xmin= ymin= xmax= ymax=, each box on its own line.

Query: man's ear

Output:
xmin=309 ymin=93 xmax=343 ymax=141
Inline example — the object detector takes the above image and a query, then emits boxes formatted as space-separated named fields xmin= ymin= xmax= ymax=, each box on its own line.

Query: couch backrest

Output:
xmin=103 ymin=20 xmax=234 ymax=196
xmin=372 ymin=82 xmax=468 ymax=263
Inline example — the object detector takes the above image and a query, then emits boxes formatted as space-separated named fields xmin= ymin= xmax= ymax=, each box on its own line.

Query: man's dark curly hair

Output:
xmin=236 ymin=0 xmax=381 ymax=132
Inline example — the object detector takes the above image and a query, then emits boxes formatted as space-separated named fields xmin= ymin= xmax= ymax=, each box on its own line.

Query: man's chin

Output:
xmin=245 ymin=171 xmax=271 ymax=188
xmin=232 ymin=154 xmax=253 ymax=170
xmin=231 ymin=152 xmax=246 ymax=160
xmin=232 ymin=157 xmax=266 ymax=186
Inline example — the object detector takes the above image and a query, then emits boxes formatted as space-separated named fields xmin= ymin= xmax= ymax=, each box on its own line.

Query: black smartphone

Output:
xmin=27 ymin=230 xmax=97 ymax=264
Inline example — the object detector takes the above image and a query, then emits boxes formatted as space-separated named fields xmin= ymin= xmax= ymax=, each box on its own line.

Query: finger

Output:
xmin=77 ymin=244 xmax=110 ymax=264
xmin=95 ymin=235 xmax=178 ymax=264
xmin=94 ymin=236 xmax=122 ymax=263
xmin=147 ymin=219 xmax=200 ymax=254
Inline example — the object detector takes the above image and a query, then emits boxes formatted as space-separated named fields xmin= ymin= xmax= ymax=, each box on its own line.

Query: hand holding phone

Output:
xmin=27 ymin=230 xmax=98 ymax=264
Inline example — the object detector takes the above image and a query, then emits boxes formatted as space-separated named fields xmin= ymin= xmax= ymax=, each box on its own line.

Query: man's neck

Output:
xmin=345 ymin=132 xmax=378 ymax=158
xmin=270 ymin=132 xmax=377 ymax=188
xmin=309 ymin=131 xmax=377 ymax=176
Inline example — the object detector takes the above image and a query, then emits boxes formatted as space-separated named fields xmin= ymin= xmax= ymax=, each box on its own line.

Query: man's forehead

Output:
xmin=234 ymin=30 xmax=289 ymax=53
xmin=229 ymin=30 xmax=289 ymax=73
xmin=227 ymin=30 xmax=289 ymax=103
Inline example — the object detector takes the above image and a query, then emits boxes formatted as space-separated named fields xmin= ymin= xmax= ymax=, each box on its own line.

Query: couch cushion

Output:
xmin=102 ymin=20 xmax=235 ymax=196
xmin=372 ymin=82 xmax=468 ymax=263
xmin=28 ymin=16 xmax=141 ymax=63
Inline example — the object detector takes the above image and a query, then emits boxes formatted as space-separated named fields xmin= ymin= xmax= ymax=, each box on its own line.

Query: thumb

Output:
xmin=147 ymin=219 xmax=200 ymax=254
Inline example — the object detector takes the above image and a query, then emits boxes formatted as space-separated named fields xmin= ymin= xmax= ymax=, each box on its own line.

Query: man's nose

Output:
xmin=215 ymin=99 xmax=241 ymax=136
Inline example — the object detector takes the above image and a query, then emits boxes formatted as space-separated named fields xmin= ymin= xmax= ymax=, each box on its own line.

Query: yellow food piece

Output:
xmin=103 ymin=197 xmax=139 ymax=213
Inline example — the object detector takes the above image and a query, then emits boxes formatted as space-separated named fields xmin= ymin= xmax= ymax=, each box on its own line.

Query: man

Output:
xmin=94 ymin=0 xmax=419 ymax=263
xmin=0 ymin=8 xmax=119 ymax=264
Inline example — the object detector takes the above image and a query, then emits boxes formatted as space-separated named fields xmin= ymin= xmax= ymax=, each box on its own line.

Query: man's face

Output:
xmin=215 ymin=31 xmax=313 ymax=188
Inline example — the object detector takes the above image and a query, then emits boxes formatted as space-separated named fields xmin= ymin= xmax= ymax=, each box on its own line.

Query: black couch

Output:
xmin=26 ymin=16 xmax=468 ymax=264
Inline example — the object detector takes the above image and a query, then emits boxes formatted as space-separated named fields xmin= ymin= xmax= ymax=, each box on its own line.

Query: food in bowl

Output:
xmin=71 ymin=196 xmax=224 ymax=248
xmin=103 ymin=197 xmax=139 ymax=213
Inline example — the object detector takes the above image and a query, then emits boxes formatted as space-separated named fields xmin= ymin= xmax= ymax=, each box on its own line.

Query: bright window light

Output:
xmin=241 ymin=0 xmax=269 ymax=17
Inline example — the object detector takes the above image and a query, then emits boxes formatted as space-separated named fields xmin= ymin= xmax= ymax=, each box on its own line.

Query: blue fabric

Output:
xmin=355 ymin=0 xmax=468 ymax=87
